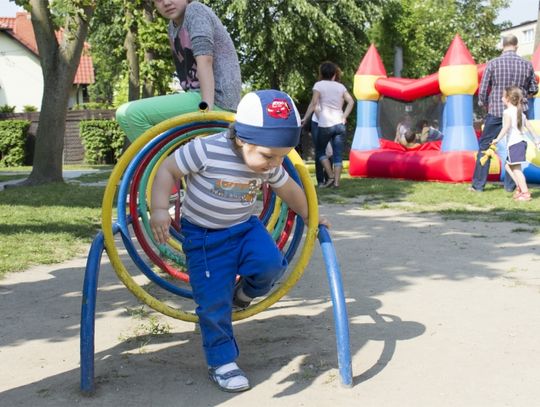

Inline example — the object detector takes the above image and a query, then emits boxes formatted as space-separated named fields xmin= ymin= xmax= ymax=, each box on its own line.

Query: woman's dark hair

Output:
xmin=318 ymin=61 xmax=342 ymax=81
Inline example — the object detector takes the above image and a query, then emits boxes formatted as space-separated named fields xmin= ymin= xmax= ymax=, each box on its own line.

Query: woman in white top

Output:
xmin=491 ymin=86 xmax=538 ymax=201
xmin=302 ymin=61 xmax=355 ymax=188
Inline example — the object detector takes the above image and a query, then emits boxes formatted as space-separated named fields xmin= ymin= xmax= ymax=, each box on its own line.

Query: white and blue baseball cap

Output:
xmin=235 ymin=90 xmax=301 ymax=148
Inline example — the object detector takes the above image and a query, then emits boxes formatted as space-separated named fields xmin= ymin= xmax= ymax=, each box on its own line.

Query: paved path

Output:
xmin=0 ymin=170 xmax=105 ymax=190
xmin=1 ymin=206 xmax=539 ymax=406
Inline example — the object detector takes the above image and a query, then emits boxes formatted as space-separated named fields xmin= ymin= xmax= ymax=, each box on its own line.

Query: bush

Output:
xmin=0 ymin=120 xmax=31 ymax=167
xmin=23 ymin=105 xmax=38 ymax=112
xmin=73 ymin=102 xmax=112 ymax=110
xmin=0 ymin=105 xmax=16 ymax=113
xmin=79 ymin=120 xmax=124 ymax=164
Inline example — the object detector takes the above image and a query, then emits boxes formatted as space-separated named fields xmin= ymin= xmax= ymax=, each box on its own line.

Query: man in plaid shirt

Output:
xmin=470 ymin=34 xmax=538 ymax=192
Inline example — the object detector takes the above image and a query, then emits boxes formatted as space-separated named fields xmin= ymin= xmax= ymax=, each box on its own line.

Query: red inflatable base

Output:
xmin=349 ymin=140 xmax=500 ymax=182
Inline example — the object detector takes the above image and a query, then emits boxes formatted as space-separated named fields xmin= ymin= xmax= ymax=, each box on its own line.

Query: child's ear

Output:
xmin=235 ymin=138 xmax=245 ymax=147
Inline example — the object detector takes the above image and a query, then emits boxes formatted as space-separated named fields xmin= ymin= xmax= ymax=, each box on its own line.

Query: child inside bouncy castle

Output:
xmin=149 ymin=89 xmax=330 ymax=392
xmin=400 ymin=128 xmax=421 ymax=149
xmin=416 ymin=119 xmax=443 ymax=143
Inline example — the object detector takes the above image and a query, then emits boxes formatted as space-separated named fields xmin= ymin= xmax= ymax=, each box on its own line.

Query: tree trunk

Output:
xmin=142 ymin=1 xmax=156 ymax=98
xmin=28 ymin=70 xmax=72 ymax=184
xmin=125 ymin=7 xmax=140 ymax=101
xmin=23 ymin=1 xmax=94 ymax=186
xmin=535 ymin=0 xmax=540 ymax=52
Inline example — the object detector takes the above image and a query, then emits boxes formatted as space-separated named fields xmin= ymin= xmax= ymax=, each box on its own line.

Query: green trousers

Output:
xmin=116 ymin=91 xmax=228 ymax=142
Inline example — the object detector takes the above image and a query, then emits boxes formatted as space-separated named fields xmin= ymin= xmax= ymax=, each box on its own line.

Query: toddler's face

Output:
xmin=237 ymin=141 xmax=292 ymax=173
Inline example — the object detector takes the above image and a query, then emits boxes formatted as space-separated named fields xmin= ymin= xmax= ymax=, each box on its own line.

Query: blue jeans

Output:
xmin=471 ymin=114 xmax=516 ymax=192
xmin=316 ymin=123 xmax=346 ymax=167
xmin=311 ymin=120 xmax=325 ymax=185
xmin=181 ymin=216 xmax=287 ymax=367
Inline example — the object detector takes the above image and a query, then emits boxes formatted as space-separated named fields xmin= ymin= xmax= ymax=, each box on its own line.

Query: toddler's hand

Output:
xmin=150 ymin=209 xmax=172 ymax=244
xmin=318 ymin=216 xmax=331 ymax=229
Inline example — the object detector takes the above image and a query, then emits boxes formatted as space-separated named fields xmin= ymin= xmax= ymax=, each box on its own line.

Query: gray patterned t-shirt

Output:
xmin=168 ymin=1 xmax=242 ymax=111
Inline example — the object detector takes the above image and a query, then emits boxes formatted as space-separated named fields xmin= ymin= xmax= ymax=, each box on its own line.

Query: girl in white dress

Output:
xmin=491 ymin=86 xmax=536 ymax=201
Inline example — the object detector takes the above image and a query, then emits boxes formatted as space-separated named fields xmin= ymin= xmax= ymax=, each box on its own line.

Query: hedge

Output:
xmin=79 ymin=120 xmax=124 ymax=164
xmin=0 ymin=120 xmax=31 ymax=167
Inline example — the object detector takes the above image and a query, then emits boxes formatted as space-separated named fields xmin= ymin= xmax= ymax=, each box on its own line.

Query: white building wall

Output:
xmin=0 ymin=32 xmax=43 ymax=112
xmin=501 ymin=20 xmax=537 ymax=57
xmin=0 ymin=33 xmax=83 ymax=112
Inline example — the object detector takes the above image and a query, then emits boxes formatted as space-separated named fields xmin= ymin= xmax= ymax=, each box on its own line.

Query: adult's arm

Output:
xmin=491 ymin=110 xmax=512 ymax=145
xmin=301 ymin=90 xmax=321 ymax=125
xmin=195 ymin=54 xmax=215 ymax=109
xmin=525 ymin=64 xmax=539 ymax=97
xmin=342 ymin=90 xmax=355 ymax=124
xmin=478 ymin=63 xmax=492 ymax=107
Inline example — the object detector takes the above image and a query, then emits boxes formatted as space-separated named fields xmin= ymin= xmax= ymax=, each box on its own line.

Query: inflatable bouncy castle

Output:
xmin=349 ymin=34 xmax=540 ymax=183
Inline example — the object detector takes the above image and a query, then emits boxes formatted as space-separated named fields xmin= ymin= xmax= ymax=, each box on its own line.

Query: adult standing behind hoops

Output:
xmin=470 ymin=34 xmax=538 ymax=193
xmin=116 ymin=0 xmax=242 ymax=142
xmin=302 ymin=61 xmax=355 ymax=188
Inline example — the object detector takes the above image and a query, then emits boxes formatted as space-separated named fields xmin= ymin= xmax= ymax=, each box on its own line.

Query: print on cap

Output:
xmin=267 ymin=99 xmax=291 ymax=120
xmin=234 ymin=89 xmax=301 ymax=148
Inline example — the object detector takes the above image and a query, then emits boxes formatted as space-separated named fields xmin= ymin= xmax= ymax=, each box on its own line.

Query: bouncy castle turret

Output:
xmin=438 ymin=34 xmax=479 ymax=152
xmin=351 ymin=45 xmax=387 ymax=150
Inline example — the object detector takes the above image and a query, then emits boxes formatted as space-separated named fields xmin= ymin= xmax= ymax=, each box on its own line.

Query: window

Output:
xmin=523 ymin=28 xmax=534 ymax=44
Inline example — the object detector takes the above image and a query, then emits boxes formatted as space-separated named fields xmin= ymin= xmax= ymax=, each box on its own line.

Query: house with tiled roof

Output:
xmin=0 ymin=12 xmax=94 ymax=112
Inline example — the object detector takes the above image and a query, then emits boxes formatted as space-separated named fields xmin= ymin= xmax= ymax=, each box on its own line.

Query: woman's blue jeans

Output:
xmin=316 ymin=123 xmax=346 ymax=167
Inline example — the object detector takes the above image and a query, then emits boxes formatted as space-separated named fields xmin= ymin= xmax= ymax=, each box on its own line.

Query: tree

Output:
xmin=13 ymin=0 xmax=95 ymax=185
xmin=534 ymin=0 xmax=540 ymax=52
xmin=207 ymin=0 xmax=382 ymax=109
xmin=369 ymin=0 xmax=510 ymax=78
xmin=88 ymin=0 xmax=171 ymax=106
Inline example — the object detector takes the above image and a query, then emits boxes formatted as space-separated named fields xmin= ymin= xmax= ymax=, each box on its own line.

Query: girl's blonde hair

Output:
xmin=505 ymin=86 xmax=524 ymax=130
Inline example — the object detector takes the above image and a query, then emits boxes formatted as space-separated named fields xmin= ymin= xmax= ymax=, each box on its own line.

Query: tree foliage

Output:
xmin=206 ymin=0 xmax=382 ymax=108
xmin=369 ymin=0 xmax=511 ymax=78
xmin=86 ymin=0 xmax=513 ymax=107
xmin=88 ymin=0 xmax=171 ymax=105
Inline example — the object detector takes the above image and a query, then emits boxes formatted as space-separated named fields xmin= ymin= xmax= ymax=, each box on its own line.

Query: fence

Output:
xmin=0 ymin=109 xmax=116 ymax=164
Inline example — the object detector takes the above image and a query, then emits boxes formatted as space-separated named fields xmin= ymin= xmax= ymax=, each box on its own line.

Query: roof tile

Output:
xmin=0 ymin=12 xmax=94 ymax=84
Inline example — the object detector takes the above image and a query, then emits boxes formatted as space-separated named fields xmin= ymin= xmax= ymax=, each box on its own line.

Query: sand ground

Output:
xmin=1 ymin=204 xmax=539 ymax=407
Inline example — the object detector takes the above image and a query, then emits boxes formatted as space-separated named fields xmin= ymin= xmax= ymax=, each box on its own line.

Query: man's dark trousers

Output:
xmin=471 ymin=114 xmax=516 ymax=192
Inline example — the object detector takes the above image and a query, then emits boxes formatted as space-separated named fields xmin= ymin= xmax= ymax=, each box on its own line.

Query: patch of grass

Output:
xmin=0 ymin=174 xmax=27 ymax=182
xmin=125 ymin=306 xmax=151 ymax=319
xmin=0 ymin=166 xmax=32 ymax=173
xmin=0 ymin=183 xmax=105 ymax=276
xmin=2 ymin=166 xmax=539 ymax=277
xmin=119 ymin=315 xmax=172 ymax=353
xmin=316 ymin=175 xmax=540 ymax=226
xmin=511 ymin=227 xmax=537 ymax=234
xmin=72 ymin=170 xmax=112 ymax=183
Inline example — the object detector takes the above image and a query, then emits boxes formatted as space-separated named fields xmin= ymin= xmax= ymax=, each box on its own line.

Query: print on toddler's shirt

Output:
xmin=211 ymin=179 xmax=262 ymax=205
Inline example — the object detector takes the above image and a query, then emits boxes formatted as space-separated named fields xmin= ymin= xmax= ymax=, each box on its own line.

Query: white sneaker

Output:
xmin=208 ymin=362 xmax=250 ymax=392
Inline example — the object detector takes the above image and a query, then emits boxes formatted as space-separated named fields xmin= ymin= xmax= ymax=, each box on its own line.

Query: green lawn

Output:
xmin=0 ymin=182 xmax=104 ymax=276
xmin=0 ymin=168 xmax=538 ymax=278
xmin=317 ymin=175 xmax=540 ymax=226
